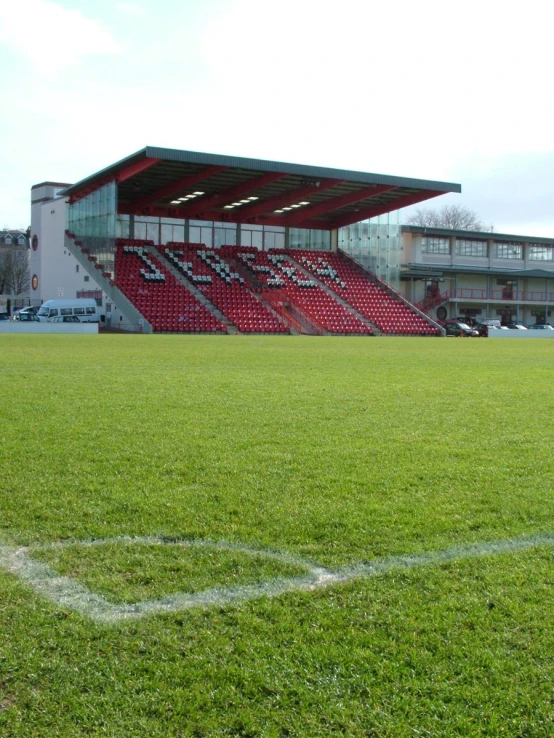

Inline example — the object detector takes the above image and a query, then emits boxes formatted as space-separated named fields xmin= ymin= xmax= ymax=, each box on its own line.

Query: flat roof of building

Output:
xmin=402 ymin=225 xmax=554 ymax=245
xmin=32 ymin=181 xmax=72 ymax=190
xmin=62 ymin=146 xmax=461 ymax=231
xmin=402 ymin=264 xmax=554 ymax=279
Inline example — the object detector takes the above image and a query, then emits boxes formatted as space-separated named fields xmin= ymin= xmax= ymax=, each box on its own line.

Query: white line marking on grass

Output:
xmin=0 ymin=533 xmax=553 ymax=625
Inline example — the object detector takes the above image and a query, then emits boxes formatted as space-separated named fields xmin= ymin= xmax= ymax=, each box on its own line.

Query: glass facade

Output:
xmin=529 ymin=244 xmax=554 ymax=261
xmin=69 ymin=182 xmax=405 ymax=288
xmin=67 ymin=181 xmax=117 ymax=274
xmin=455 ymin=239 xmax=487 ymax=257
xmin=240 ymin=224 xmax=285 ymax=250
xmin=338 ymin=213 xmax=401 ymax=287
xmin=288 ymin=228 xmax=329 ymax=251
xmin=118 ymin=214 xmax=287 ymax=250
xmin=421 ymin=237 xmax=450 ymax=254
xmin=494 ymin=242 xmax=522 ymax=259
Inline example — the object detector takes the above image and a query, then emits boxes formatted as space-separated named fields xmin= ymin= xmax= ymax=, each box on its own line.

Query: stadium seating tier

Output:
xmin=111 ymin=240 xmax=438 ymax=336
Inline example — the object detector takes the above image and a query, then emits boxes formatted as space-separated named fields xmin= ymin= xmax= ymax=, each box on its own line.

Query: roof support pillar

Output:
xmin=330 ymin=229 xmax=338 ymax=253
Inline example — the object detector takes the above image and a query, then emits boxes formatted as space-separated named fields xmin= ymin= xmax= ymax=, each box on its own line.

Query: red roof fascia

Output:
xmin=68 ymin=157 xmax=161 ymax=204
xmin=68 ymin=177 xmax=113 ymax=204
xmin=116 ymin=157 xmax=161 ymax=183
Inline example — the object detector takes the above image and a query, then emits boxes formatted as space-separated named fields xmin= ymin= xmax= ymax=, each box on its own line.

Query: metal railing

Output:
xmin=449 ymin=288 xmax=554 ymax=302
xmin=261 ymin=289 xmax=323 ymax=335
xmin=416 ymin=289 xmax=450 ymax=312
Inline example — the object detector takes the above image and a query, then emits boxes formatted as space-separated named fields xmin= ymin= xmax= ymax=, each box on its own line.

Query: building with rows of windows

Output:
xmin=395 ymin=226 xmax=554 ymax=325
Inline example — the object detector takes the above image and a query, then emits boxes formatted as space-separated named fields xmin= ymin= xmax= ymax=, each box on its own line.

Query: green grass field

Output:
xmin=1 ymin=335 xmax=554 ymax=736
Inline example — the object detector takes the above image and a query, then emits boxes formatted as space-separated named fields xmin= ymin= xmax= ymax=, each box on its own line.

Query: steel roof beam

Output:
xmin=116 ymin=157 xmax=161 ymax=184
xmin=238 ymin=179 xmax=344 ymax=222
xmin=178 ymin=171 xmax=290 ymax=219
xmin=329 ymin=190 xmax=444 ymax=230
xmin=280 ymin=184 xmax=398 ymax=227
xmin=126 ymin=165 xmax=226 ymax=212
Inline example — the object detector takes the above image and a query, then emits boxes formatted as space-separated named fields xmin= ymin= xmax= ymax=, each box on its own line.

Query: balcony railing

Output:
xmin=416 ymin=289 xmax=450 ymax=312
xmin=449 ymin=288 xmax=554 ymax=302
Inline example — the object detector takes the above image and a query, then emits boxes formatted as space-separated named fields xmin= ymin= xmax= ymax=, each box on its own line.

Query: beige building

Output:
xmin=399 ymin=226 xmax=554 ymax=325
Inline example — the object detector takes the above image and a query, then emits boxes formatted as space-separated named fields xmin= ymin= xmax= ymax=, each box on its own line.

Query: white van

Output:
xmin=37 ymin=298 xmax=101 ymax=323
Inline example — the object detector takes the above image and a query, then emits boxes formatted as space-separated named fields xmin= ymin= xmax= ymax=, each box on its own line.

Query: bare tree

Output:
xmin=407 ymin=205 xmax=490 ymax=231
xmin=10 ymin=251 xmax=30 ymax=294
xmin=0 ymin=251 xmax=11 ymax=294
xmin=0 ymin=250 xmax=30 ymax=294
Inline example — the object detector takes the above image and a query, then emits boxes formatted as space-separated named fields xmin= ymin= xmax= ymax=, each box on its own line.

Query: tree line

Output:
xmin=406 ymin=205 xmax=491 ymax=232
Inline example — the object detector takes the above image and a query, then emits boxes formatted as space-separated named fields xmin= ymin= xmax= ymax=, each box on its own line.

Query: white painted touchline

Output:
xmin=0 ymin=533 xmax=553 ymax=625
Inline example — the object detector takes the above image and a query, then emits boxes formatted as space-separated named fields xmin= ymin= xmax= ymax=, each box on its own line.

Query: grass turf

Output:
xmin=1 ymin=334 xmax=554 ymax=736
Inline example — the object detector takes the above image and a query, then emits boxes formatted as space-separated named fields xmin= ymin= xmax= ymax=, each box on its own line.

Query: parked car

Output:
xmin=442 ymin=320 xmax=479 ymax=337
xmin=48 ymin=315 xmax=81 ymax=323
xmin=528 ymin=323 xmax=554 ymax=330
xmin=0 ymin=313 xmax=9 ymax=321
xmin=506 ymin=323 xmax=528 ymax=330
xmin=12 ymin=306 xmax=38 ymax=319
xmin=12 ymin=312 xmax=40 ymax=322
xmin=473 ymin=319 xmax=502 ymax=336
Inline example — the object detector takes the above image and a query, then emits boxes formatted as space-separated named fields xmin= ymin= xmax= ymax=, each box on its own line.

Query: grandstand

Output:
xmin=31 ymin=147 xmax=461 ymax=334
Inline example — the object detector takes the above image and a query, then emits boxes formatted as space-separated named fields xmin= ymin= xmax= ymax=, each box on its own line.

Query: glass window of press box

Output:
xmin=455 ymin=239 xmax=487 ymax=257
xmin=494 ymin=242 xmax=522 ymax=259
xmin=528 ymin=245 xmax=554 ymax=261
xmin=421 ymin=237 xmax=450 ymax=254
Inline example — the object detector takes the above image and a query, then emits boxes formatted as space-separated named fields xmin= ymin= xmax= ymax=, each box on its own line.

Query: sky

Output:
xmin=1 ymin=0 xmax=553 ymax=236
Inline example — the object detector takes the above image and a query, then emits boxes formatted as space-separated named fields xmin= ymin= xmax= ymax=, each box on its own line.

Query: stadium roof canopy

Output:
xmin=62 ymin=146 xmax=461 ymax=231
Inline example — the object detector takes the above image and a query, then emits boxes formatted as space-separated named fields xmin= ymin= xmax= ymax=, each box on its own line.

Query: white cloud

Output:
xmin=197 ymin=0 xmax=554 ymax=177
xmin=115 ymin=3 xmax=146 ymax=16
xmin=0 ymin=0 xmax=123 ymax=75
xmin=3 ymin=0 xmax=554 ymax=234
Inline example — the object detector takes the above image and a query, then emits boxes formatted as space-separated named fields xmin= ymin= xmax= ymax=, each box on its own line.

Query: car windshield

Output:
xmin=37 ymin=307 xmax=49 ymax=317
xmin=458 ymin=323 xmax=471 ymax=330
